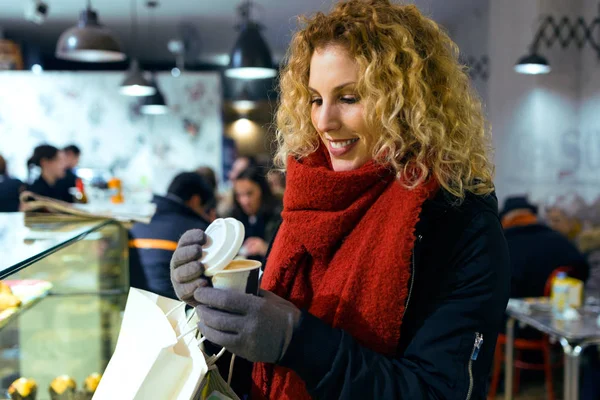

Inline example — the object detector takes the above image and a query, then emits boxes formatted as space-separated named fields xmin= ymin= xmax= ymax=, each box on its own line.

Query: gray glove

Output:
xmin=170 ymin=229 xmax=210 ymax=307
xmin=194 ymin=287 xmax=302 ymax=363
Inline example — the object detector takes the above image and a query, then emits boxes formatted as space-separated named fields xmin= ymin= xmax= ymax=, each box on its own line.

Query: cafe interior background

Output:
xmin=1 ymin=0 xmax=600 ymax=399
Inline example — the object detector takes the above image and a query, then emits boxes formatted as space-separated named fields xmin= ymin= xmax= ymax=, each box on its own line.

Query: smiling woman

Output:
xmin=169 ymin=1 xmax=510 ymax=399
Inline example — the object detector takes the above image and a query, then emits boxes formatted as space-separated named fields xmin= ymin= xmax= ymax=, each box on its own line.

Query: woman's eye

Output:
xmin=310 ymin=98 xmax=323 ymax=106
xmin=340 ymin=96 xmax=358 ymax=104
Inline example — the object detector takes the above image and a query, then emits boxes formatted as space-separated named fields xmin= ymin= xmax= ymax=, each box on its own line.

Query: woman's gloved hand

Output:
xmin=195 ymin=287 xmax=301 ymax=363
xmin=170 ymin=229 xmax=211 ymax=307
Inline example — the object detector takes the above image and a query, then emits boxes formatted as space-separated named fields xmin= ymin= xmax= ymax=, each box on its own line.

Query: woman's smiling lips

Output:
xmin=327 ymin=138 xmax=359 ymax=157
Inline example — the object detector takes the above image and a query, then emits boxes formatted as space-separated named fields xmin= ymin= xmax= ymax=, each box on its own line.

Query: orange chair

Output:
xmin=488 ymin=266 xmax=573 ymax=400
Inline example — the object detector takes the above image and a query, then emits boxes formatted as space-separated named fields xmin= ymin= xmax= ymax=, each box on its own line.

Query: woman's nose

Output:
xmin=316 ymin=103 xmax=341 ymax=133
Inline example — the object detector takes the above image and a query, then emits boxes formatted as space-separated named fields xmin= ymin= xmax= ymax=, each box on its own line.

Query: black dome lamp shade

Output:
xmin=120 ymin=59 xmax=156 ymax=96
xmin=514 ymin=53 xmax=551 ymax=75
xmin=140 ymin=76 xmax=169 ymax=115
xmin=56 ymin=1 xmax=126 ymax=62
xmin=225 ymin=0 xmax=277 ymax=79
xmin=120 ymin=0 xmax=155 ymax=96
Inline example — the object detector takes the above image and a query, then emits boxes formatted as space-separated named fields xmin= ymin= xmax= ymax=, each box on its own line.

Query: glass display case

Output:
xmin=0 ymin=213 xmax=129 ymax=400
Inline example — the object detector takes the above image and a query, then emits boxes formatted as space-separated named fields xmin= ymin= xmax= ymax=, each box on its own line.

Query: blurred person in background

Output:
xmin=0 ymin=155 xmax=25 ymax=212
xmin=129 ymin=172 xmax=216 ymax=299
xmin=233 ymin=166 xmax=282 ymax=260
xmin=196 ymin=166 xmax=219 ymax=221
xmin=579 ymin=228 xmax=600 ymax=296
xmin=26 ymin=145 xmax=72 ymax=203
xmin=501 ymin=196 xmax=589 ymax=299
xmin=56 ymin=144 xmax=81 ymax=202
xmin=267 ymin=170 xmax=286 ymax=200
xmin=545 ymin=194 xmax=586 ymax=241
xmin=196 ymin=166 xmax=218 ymax=194
xmin=218 ymin=155 xmax=258 ymax=217
xmin=228 ymin=155 xmax=257 ymax=182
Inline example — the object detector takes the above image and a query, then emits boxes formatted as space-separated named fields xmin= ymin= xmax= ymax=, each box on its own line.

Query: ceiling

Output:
xmin=0 ymin=0 xmax=486 ymax=65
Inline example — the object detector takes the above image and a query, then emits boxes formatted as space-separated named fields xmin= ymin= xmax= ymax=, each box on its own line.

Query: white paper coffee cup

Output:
xmin=211 ymin=259 xmax=262 ymax=293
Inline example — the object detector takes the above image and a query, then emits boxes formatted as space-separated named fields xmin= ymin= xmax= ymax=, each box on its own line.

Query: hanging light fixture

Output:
xmin=56 ymin=0 xmax=126 ymax=62
xmin=514 ymin=53 xmax=551 ymax=75
xmin=225 ymin=0 xmax=277 ymax=80
xmin=515 ymin=5 xmax=600 ymax=75
xmin=231 ymin=84 xmax=257 ymax=113
xmin=139 ymin=2 xmax=168 ymax=115
xmin=140 ymin=76 xmax=169 ymax=115
xmin=120 ymin=0 xmax=155 ymax=96
xmin=120 ymin=60 xmax=156 ymax=96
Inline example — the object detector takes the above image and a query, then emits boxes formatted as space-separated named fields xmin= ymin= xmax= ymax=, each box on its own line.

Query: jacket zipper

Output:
xmin=403 ymin=234 xmax=422 ymax=319
xmin=466 ymin=332 xmax=484 ymax=400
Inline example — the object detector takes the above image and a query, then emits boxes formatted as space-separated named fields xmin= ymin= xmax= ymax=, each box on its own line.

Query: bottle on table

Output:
xmin=551 ymin=271 xmax=569 ymax=318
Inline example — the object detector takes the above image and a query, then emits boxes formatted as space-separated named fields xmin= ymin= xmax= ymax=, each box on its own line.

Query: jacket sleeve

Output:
xmin=278 ymin=210 xmax=511 ymax=399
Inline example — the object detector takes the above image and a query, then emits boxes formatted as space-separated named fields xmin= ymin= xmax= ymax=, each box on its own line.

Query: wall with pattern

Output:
xmin=0 ymin=71 xmax=222 ymax=194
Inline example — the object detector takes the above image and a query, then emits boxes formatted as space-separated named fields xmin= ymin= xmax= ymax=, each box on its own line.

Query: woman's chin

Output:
xmin=331 ymin=158 xmax=369 ymax=172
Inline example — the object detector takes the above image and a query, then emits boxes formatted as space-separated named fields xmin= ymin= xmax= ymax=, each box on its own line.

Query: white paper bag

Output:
xmin=93 ymin=288 xmax=208 ymax=400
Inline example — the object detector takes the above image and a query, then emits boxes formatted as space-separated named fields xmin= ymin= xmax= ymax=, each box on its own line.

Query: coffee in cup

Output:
xmin=211 ymin=259 xmax=262 ymax=293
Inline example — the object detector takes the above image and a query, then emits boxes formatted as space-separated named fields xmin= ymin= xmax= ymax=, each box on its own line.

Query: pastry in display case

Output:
xmin=48 ymin=376 xmax=76 ymax=400
xmin=0 ymin=283 xmax=21 ymax=311
xmin=82 ymin=373 xmax=101 ymax=395
xmin=8 ymin=377 xmax=37 ymax=400
xmin=0 ymin=213 xmax=128 ymax=399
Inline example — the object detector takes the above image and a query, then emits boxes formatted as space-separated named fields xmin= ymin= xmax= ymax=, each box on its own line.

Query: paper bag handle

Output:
xmin=167 ymin=301 xmax=235 ymax=384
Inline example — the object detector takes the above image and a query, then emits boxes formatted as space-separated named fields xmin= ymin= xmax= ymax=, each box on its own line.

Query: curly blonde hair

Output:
xmin=274 ymin=0 xmax=494 ymax=199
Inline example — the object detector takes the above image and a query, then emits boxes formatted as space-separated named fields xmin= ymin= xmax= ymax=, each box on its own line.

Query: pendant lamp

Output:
xmin=140 ymin=76 xmax=169 ymax=115
xmin=225 ymin=0 xmax=277 ymax=79
xmin=56 ymin=0 xmax=126 ymax=62
xmin=120 ymin=0 xmax=155 ymax=96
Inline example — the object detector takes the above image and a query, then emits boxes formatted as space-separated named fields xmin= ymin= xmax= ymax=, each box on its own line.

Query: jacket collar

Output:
xmin=153 ymin=194 xmax=209 ymax=224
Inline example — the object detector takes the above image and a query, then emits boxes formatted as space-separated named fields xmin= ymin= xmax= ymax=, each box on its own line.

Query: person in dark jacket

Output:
xmin=169 ymin=1 xmax=510 ymax=399
xmin=0 ymin=155 xmax=24 ymax=212
xmin=55 ymin=144 xmax=81 ymax=202
xmin=129 ymin=172 xmax=216 ymax=299
xmin=232 ymin=167 xmax=282 ymax=261
xmin=26 ymin=145 xmax=71 ymax=203
xmin=501 ymin=196 xmax=589 ymax=298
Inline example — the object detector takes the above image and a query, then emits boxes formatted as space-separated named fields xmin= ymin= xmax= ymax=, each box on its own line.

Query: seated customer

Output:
xmin=501 ymin=196 xmax=589 ymax=298
xmin=55 ymin=144 xmax=81 ymax=202
xmin=0 ymin=155 xmax=24 ymax=212
xmin=129 ymin=172 xmax=216 ymax=299
xmin=26 ymin=145 xmax=72 ymax=203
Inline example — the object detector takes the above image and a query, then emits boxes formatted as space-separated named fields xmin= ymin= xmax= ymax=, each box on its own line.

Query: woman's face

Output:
xmin=41 ymin=152 xmax=66 ymax=180
xmin=309 ymin=44 xmax=372 ymax=172
xmin=546 ymin=208 xmax=575 ymax=237
xmin=234 ymin=178 xmax=262 ymax=216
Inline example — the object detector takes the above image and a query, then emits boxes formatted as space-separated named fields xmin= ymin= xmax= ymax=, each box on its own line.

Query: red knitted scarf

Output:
xmin=252 ymin=146 xmax=436 ymax=399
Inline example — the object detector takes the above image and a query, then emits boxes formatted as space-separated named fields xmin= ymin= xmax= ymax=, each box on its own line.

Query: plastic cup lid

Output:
xmin=202 ymin=218 xmax=245 ymax=276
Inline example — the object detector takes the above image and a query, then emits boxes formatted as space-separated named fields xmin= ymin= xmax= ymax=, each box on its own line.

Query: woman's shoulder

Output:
xmin=418 ymin=189 xmax=501 ymax=241
xmin=424 ymin=188 xmax=499 ymax=220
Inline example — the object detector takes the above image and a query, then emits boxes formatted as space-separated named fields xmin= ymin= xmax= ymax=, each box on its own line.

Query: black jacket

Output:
xmin=0 ymin=176 xmax=23 ymax=212
xmin=28 ymin=176 xmax=74 ymax=203
xmin=276 ymin=190 xmax=511 ymax=399
xmin=129 ymin=194 xmax=211 ymax=299
xmin=55 ymin=169 xmax=78 ymax=203
xmin=504 ymin=223 xmax=588 ymax=298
